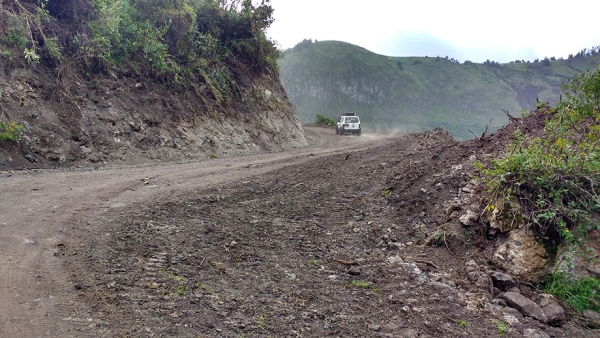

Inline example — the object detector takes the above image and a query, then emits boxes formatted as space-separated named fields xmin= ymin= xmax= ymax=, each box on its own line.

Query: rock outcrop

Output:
xmin=493 ymin=227 xmax=550 ymax=284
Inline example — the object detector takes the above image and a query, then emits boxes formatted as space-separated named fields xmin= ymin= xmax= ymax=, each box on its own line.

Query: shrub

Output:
xmin=0 ymin=121 xmax=24 ymax=142
xmin=478 ymin=66 xmax=600 ymax=247
xmin=314 ymin=114 xmax=335 ymax=126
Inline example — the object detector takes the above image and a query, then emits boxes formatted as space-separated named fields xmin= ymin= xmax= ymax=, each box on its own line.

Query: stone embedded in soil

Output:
xmin=500 ymin=307 xmax=523 ymax=325
xmin=493 ymin=227 xmax=550 ymax=284
xmin=387 ymin=256 xmax=404 ymax=264
xmin=506 ymin=286 xmax=521 ymax=294
xmin=583 ymin=309 xmax=600 ymax=328
xmin=523 ymin=328 xmax=550 ymax=338
xmin=445 ymin=203 xmax=461 ymax=215
xmin=459 ymin=210 xmax=479 ymax=226
xmin=476 ymin=274 xmax=494 ymax=299
xmin=387 ymin=242 xmax=401 ymax=251
xmin=368 ymin=324 xmax=381 ymax=332
xmin=543 ymin=303 xmax=566 ymax=327
xmin=465 ymin=260 xmax=483 ymax=282
xmin=490 ymin=271 xmax=517 ymax=291
xmin=537 ymin=293 xmax=558 ymax=308
xmin=348 ymin=267 xmax=361 ymax=276
xmin=502 ymin=292 xmax=547 ymax=323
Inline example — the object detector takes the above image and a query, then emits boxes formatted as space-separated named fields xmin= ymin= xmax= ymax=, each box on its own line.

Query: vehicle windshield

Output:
xmin=345 ymin=117 xmax=359 ymax=123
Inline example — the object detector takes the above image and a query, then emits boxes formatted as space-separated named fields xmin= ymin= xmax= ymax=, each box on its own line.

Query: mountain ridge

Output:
xmin=279 ymin=40 xmax=600 ymax=139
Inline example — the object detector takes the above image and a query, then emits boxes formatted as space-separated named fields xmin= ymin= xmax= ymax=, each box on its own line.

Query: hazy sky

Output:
xmin=266 ymin=0 xmax=600 ymax=63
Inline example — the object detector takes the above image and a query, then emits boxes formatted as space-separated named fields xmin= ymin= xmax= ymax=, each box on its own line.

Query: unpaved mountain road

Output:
xmin=1 ymin=126 xmax=591 ymax=338
xmin=0 ymin=127 xmax=394 ymax=337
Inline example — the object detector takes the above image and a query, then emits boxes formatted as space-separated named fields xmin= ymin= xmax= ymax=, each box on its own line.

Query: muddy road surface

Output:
xmin=0 ymin=127 xmax=591 ymax=337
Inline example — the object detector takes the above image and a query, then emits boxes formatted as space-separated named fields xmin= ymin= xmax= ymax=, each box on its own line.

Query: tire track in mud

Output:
xmin=0 ymin=127 xmax=395 ymax=337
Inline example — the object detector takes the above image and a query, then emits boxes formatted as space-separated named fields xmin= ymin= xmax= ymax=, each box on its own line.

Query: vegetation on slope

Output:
xmin=479 ymin=66 xmax=600 ymax=312
xmin=0 ymin=0 xmax=277 ymax=102
xmin=0 ymin=0 xmax=280 ymax=144
xmin=480 ymin=66 xmax=600 ymax=248
xmin=279 ymin=40 xmax=600 ymax=140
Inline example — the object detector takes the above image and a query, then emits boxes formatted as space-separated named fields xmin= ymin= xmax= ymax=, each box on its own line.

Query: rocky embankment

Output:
xmin=0 ymin=66 xmax=306 ymax=169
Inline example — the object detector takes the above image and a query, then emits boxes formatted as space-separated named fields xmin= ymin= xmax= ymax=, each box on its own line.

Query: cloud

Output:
xmin=379 ymin=31 xmax=459 ymax=58
xmin=379 ymin=31 xmax=540 ymax=63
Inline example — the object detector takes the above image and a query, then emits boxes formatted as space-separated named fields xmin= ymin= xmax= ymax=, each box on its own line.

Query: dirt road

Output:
xmin=1 ymin=126 xmax=590 ymax=337
xmin=0 ymin=127 xmax=394 ymax=337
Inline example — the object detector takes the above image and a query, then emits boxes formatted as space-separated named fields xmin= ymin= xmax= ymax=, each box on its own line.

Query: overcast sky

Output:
xmin=266 ymin=0 xmax=600 ymax=63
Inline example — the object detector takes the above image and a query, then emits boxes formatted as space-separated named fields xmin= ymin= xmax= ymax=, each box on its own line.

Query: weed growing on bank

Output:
xmin=0 ymin=0 xmax=278 ymax=104
xmin=541 ymin=273 xmax=600 ymax=312
xmin=479 ymin=66 xmax=600 ymax=248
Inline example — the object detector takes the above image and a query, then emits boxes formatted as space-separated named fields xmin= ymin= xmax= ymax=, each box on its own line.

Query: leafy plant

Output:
xmin=492 ymin=320 xmax=509 ymax=335
xmin=0 ymin=121 xmax=24 ymax=142
xmin=168 ymin=273 xmax=188 ymax=296
xmin=24 ymin=48 xmax=40 ymax=63
xmin=458 ymin=320 xmax=467 ymax=328
xmin=209 ymin=152 xmax=217 ymax=159
xmin=255 ymin=314 xmax=265 ymax=330
xmin=478 ymin=66 xmax=600 ymax=248
xmin=541 ymin=272 xmax=600 ymax=312
xmin=382 ymin=189 xmax=392 ymax=196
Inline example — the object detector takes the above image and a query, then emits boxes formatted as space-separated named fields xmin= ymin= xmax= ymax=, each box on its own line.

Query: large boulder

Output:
xmin=493 ymin=228 xmax=550 ymax=284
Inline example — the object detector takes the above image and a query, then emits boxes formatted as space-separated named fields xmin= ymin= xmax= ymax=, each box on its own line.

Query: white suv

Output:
xmin=336 ymin=113 xmax=361 ymax=136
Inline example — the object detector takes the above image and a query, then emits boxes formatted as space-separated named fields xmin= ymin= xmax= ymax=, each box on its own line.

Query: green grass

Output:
xmin=541 ymin=273 xmax=600 ymax=312
xmin=279 ymin=40 xmax=600 ymax=140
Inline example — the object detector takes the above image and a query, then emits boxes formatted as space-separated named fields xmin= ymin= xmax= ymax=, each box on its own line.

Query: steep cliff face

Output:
xmin=279 ymin=40 xmax=600 ymax=140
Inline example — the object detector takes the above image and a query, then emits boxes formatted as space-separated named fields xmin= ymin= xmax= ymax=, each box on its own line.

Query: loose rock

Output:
xmin=490 ymin=271 xmax=517 ymax=291
xmin=459 ymin=210 xmax=479 ymax=226
xmin=583 ymin=309 xmax=600 ymax=328
xmin=542 ymin=303 xmax=566 ymax=327
xmin=502 ymin=292 xmax=547 ymax=323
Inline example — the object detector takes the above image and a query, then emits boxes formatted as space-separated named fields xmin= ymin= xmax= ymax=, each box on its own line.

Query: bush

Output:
xmin=478 ymin=66 xmax=600 ymax=246
xmin=314 ymin=114 xmax=335 ymax=126
xmin=0 ymin=121 xmax=24 ymax=142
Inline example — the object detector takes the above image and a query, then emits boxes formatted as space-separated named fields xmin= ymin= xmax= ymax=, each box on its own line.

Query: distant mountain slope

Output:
xmin=279 ymin=40 xmax=600 ymax=139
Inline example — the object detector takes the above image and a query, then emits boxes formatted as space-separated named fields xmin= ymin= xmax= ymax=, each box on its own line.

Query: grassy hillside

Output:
xmin=279 ymin=40 xmax=600 ymax=139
